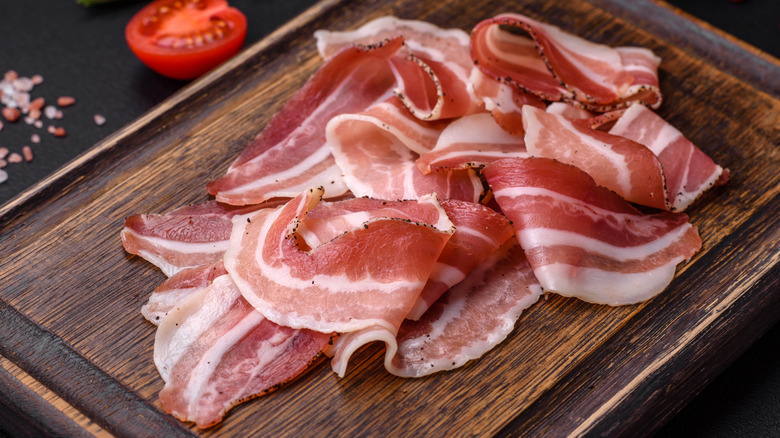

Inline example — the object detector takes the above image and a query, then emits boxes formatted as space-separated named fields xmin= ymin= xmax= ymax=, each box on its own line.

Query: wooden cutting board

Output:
xmin=1 ymin=0 xmax=778 ymax=436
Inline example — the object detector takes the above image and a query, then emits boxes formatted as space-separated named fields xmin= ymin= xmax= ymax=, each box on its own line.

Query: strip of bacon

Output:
xmin=154 ymin=274 xmax=331 ymax=428
xmin=224 ymin=187 xmax=453 ymax=335
xmin=471 ymin=13 xmax=662 ymax=111
xmin=143 ymin=261 xmax=227 ymax=325
xmin=315 ymin=16 xmax=482 ymax=120
xmin=522 ymin=105 xmax=668 ymax=210
xmin=121 ymin=200 xmax=275 ymax=277
xmin=469 ymin=67 xmax=546 ymax=135
xmin=326 ymin=98 xmax=484 ymax=202
xmin=416 ymin=112 xmax=527 ymax=173
xmin=484 ymin=157 xmax=701 ymax=305
xmin=389 ymin=238 xmax=542 ymax=377
xmin=207 ymin=38 xmax=405 ymax=205
xmin=407 ymin=199 xmax=515 ymax=320
xmin=608 ymin=103 xmax=729 ymax=211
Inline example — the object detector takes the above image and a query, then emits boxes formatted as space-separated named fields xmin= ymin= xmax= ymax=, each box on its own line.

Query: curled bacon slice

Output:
xmin=471 ymin=13 xmax=662 ymax=111
xmin=207 ymin=38 xmax=403 ymax=205
xmin=224 ymin=187 xmax=453 ymax=334
xmin=326 ymin=98 xmax=484 ymax=202
xmin=121 ymin=200 xmax=275 ymax=276
xmin=522 ymin=105 xmax=668 ymax=210
xmin=315 ymin=16 xmax=482 ymax=120
xmin=484 ymin=157 xmax=701 ymax=305
xmin=608 ymin=103 xmax=729 ymax=211
xmin=155 ymin=275 xmax=331 ymax=428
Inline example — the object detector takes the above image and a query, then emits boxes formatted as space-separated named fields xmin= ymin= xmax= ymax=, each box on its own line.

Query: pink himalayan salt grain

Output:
xmin=34 ymin=120 xmax=42 ymax=128
xmin=44 ymin=105 xmax=57 ymax=119
xmin=57 ymin=96 xmax=75 ymax=107
xmin=7 ymin=152 xmax=23 ymax=163
xmin=22 ymin=146 xmax=33 ymax=162
xmin=0 ymin=169 xmax=7 ymax=183
xmin=53 ymin=127 xmax=66 ymax=137
xmin=0 ymin=147 xmax=8 ymax=159
xmin=4 ymin=70 xmax=18 ymax=81
xmin=47 ymin=125 xmax=56 ymax=134
xmin=0 ymin=159 xmax=6 ymax=169
xmin=94 ymin=114 xmax=106 ymax=126
xmin=31 ymin=74 xmax=43 ymax=85
xmin=2 ymin=107 xmax=20 ymax=122
xmin=31 ymin=134 xmax=40 ymax=143
xmin=55 ymin=109 xmax=63 ymax=119
xmin=29 ymin=97 xmax=45 ymax=111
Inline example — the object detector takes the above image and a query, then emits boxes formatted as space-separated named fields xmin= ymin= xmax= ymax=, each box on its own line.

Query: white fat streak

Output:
xmin=487 ymin=26 xmax=550 ymax=76
xmin=376 ymin=101 xmax=444 ymax=154
xmin=185 ymin=310 xmax=270 ymax=416
xmin=142 ymin=288 xmax=192 ymax=326
xmin=330 ymin=326 xmax=399 ymax=377
xmin=434 ymin=113 xmax=522 ymax=150
xmin=518 ymin=224 xmax=692 ymax=262
xmin=297 ymin=211 xmax=373 ymax=248
xmin=534 ymin=261 xmax=682 ymax=305
xmin=674 ymin=167 xmax=723 ymax=211
xmin=615 ymin=47 xmax=662 ymax=74
xmin=154 ymin=276 xmax=236 ymax=383
xmin=428 ymin=262 xmax=467 ymax=289
xmin=425 ymin=150 xmax=529 ymax=169
xmin=523 ymin=106 xmax=633 ymax=197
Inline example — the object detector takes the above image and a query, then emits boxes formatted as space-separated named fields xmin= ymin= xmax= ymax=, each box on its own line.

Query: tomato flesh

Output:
xmin=125 ymin=0 xmax=247 ymax=80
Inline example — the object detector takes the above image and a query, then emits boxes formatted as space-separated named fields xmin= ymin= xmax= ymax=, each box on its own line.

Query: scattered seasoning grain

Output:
xmin=31 ymin=74 xmax=43 ymax=85
xmin=55 ymin=109 xmax=63 ymax=119
xmin=2 ymin=107 xmax=20 ymax=122
xmin=22 ymin=145 xmax=33 ymax=162
xmin=94 ymin=114 xmax=106 ymax=126
xmin=44 ymin=105 xmax=57 ymax=119
xmin=7 ymin=152 xmax=23 ymax=163
xmin=53 ymin=126 xmax=66 ymax=137
xmin=29 ymin=108 xmax=41 ymax=120
xmin=33 ymin=120 xmax=42 ymax=128
xmin=47 ymin=125 xmax=56 ymax=134
xmin=0 ymin=159 xmax=7 ymax=169
xmin=0 ymin=120 xmax=3 ymax=132
xmin=4 ymin=70 xmax=18 ymax=81
xmin=31 ymin=134 xmax=40 ymax=143
xmin=57 ymin=96 xmax=76 ymax=107
xmin=0 ymin=147 xmax=8 ymax=159
xmin=29 ymin=97 xmax=45 ymax=111
xmin=0 ymin=169 xmax=7 ymax=183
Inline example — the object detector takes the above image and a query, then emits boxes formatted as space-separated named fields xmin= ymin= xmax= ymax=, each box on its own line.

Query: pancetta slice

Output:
xmin=315 ymin=16 xmax=482 ymax=120
xmin=143 ymin=261 xmax=228 ymax=325
xmin=522 ymin=105 xmax=668 ymax=210
xmin=207 ymin=38 xmax=403 ymax=205
xmin=121 ymin=200 xmax=275 ymax=276
xmin=154 ymin=275 xmax=331 ymax=428
xmin=416 ymin=113 xmax=527 ymax=173
xmin=407 ymin=199 xmax=515 ymax=320
xmin=224 ymin=187 xmax=454 ymax=334
xmin=326 ymin=98 xmax=484 ymax=202
xmin=389 ymin=238 xmax=543 ymax=377
xmin=471 ymin=13 xmax=662 ymax=111
xmin=608 ymin=103 xmax=729 ymax=211
xmin=484 ymin=157 xmax=701 ymax=305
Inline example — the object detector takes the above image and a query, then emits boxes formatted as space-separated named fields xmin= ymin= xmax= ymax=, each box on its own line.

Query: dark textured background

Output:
xmin=0 ymin=0 xmax=778 ymax=436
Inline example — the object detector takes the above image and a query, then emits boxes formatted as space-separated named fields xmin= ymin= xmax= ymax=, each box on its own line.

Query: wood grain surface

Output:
xmin=1 ymin=0 xmax=778 ymax=436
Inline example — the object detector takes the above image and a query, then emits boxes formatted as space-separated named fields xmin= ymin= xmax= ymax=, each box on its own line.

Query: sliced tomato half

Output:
xmin=125 ymin=0 xmax=248 ymax=80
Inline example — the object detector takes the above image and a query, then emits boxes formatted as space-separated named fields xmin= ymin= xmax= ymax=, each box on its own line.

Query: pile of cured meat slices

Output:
xmin=121 ymin=13 xmax=729 ymax=428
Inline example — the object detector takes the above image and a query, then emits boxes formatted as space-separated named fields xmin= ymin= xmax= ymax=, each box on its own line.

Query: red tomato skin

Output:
xmin=125 ymin=0 xmax=248 ymax=80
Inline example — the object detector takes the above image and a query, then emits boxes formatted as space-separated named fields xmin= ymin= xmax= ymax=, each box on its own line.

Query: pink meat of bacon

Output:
xmin=484 ymin=157 xmax=701 ymax=305
xmin=155 ymin=274 xmax=331 ymax=429
xmin=416 ymin=112 xmax=528 ymax=173
xmin=121 ymin=200 xmax=277 ymax=277
xmin=388 ymin=238 xmax=543 ymax=377
xmin=608 ymin=103 xmax=729 ymax=211
xmin=326 ymin=97 xmax=484 ymax=202
xmin=207 ymin=37 xmax=404 ymax=205
xmin=406 ymin=199 xmax=515 ymax=320
xmin=223 ymin=187 xmax=454 ymax=335
xmin=143 ymin=261 xmax=228 ymax=325
xmin=471 ymin=13 xmax=662 ymax=111
xmin=522 ymin=105 xmax=668 ymax=210
xmin=469 ymin=66 xmax=546 ymax=135
xmin=315 ymin=16 xmax=482 ymax=120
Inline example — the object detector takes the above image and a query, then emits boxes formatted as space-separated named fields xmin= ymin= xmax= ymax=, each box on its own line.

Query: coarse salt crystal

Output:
xmin=0 ymin=169 xmax=7 ymax=183
xmin=57 ymin=96 xmax=75 ymax=107
xmin=7 ymin=152 xmax=23 ymax=163
xmin=31 ymin=134 xmax=40 ymax=143
xmin=22 ymin=146 xmax=33 ymax=162
xmin=34 ymin=120 xmax=42 ymax=128
xmin=94 ymin=114 xmax=106 ymax=126
xmin=44 ymin=105 xmax=57 ymax=119
xmin=0 ymin=147 xmax=8 ymax=159
xmin=31 ymin=74 xmax=43 ymax=85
